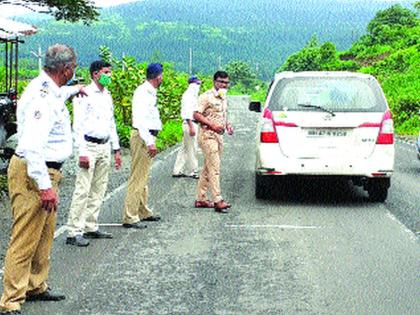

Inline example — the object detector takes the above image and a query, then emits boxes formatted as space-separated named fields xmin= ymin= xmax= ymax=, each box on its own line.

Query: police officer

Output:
xmin=193 ymin=71 xmax=233 ymax=213
xmin=172 ymin=76 xmax=202 ymax=179
xmin=0 ymin=44 xmax=85 ymax=315
xmin=65 ymin=60 xmax=121 ymax=247
xmin=122 ymin=63 xmax=163 ymax=228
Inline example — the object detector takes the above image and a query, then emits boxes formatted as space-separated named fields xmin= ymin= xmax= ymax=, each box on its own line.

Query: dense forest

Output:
xmin=15 ymin=0 xmax=415 ymax=79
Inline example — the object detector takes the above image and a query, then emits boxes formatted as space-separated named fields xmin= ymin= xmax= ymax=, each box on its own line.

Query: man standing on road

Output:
xmin=193 ymin=71 xmax=233 ymax=213
xmin=172 ymin=76 xmax=202 ymax=179
xmin=122 ymin=63 xmax=163 ymax=229
xmin=65 ymin=60 xmax=122 ymax=247
xmin=0 ymin=44 xmax=85 ymax=315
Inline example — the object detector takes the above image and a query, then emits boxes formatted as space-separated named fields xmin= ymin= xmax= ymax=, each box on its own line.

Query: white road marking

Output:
xmin=54 ymin=146 xmax=181 ymax=239
xmin=54 ymin=226 xmax=68 ymax=239
xmin=225 ymin=224 xmax=320 ymax=229
xmin=386 ymin=212 xmax=417 ymax=243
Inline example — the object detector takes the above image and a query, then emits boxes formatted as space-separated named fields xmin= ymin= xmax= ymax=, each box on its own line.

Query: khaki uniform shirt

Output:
xmin=196 ymin=88 xmax=228 ymax=132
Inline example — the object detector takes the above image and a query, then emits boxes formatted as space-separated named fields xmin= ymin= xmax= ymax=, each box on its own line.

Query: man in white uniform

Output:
xmin=0 ymin=44 xmax=85 ymax=315
xmin=122 ymin=63 xmax=163 ymax=228
xmin=66 ymin=60 xmax=121 ymax=247
xmin=172 ymin=76 xmax=201 ymax=179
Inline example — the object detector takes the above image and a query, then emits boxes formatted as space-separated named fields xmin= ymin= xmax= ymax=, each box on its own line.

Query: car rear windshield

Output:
xmin=268 ymin=76 xmax=388 ymax=112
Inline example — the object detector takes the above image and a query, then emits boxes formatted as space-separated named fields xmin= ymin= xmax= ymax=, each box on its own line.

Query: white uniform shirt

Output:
xmin=132 ymin=80 xmax=162 ymax=146
xmin=180 ymin=84 xmax=200 ymax=121
xmin=15 ymin=71 xmax=79 ymax=190
xmin=72 ymin=82 xmax=120 ymax=156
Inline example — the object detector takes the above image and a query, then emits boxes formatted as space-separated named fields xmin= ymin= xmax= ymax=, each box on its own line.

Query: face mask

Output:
xmin=218 ymin=88 xmax=228 ymax=98
xmin=98 ymin=73 xmax=112 ymax=87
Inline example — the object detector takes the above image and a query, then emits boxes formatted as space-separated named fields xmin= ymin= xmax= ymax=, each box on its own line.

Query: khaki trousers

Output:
xmin=196 ymin=129 xmax=224 ymax=203
xmin=123 ymin=130 xmax=153 ymax=224
xmin=172 ymin=122 xmax=198 ymax=176
xmin=0 ymin=156 xmax=61 ymax=312
xmin=66 ymin=142 xmax=111 ymax=237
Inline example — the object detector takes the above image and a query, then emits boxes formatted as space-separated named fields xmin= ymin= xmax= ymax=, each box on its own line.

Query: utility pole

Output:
xmin=30 ymin=45 xmax=43 ymax=73
xmin=189 ymin=48 xmax=192 ymax=75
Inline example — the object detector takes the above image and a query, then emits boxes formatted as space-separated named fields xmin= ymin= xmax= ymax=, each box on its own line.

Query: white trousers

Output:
xmin=173 ymin=122 xmax=198 ymax=176
xmin=66 ymin=141 xmax=111 ymax=237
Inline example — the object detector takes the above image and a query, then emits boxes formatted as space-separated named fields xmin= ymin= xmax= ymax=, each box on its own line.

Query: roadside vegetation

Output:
xmin=279 ymin=3 xmax=420 ymax=135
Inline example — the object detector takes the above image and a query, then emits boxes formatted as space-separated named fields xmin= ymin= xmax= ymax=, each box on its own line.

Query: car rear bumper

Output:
xmin=257 ymin=143 xmax=394 ymax=177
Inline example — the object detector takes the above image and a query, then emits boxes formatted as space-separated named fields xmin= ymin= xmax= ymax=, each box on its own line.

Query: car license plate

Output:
xmin=307 ymin=129 xmax=348 ymax=137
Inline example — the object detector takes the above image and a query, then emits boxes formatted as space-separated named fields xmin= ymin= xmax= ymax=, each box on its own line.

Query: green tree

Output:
xmin=225 ymin=60 xmax=256 ymax=90
xmin=367 ymin=5 xmax=417 ymax=35
xmin=1 ymin=0 xmax=99 ymax=24
xmin=319 ymin=42 xmax=337 ymax=64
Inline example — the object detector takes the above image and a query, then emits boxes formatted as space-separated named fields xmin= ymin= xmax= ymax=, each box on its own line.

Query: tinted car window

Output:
xmin=268 ymin=77 xmax=387 ymax=112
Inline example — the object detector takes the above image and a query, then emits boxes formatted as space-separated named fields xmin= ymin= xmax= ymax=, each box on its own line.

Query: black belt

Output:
xmin=46 ymin=161 xmax=63 ymax=170
xmin=132 ymin=127 xmax=159 ymax=137
xmin=14 ymin=154 xmax=63 ymax=170
xmin=84 ymin=135 xmax=109 ymax=144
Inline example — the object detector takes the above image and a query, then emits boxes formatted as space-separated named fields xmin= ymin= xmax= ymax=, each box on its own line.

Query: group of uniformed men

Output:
xmin=0 ymin=44 xmax=233 ymax=314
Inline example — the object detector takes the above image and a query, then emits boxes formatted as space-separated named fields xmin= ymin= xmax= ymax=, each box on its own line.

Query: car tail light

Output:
xmin=376 ymin=110 xmax=394 ymax=145
xmin=260 ymin=118 xmax=278 ymax=143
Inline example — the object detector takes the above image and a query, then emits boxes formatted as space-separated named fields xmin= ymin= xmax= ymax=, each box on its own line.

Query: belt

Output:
xmin=46 ymin=161 xmax=63 ymax=170
xmin=132 ymin=127 xmax=159 ymax=137
xmin=14 ymin=154 xmax=63 ymax=170
xmin=84 ymin=135 xmax=109 ymax=144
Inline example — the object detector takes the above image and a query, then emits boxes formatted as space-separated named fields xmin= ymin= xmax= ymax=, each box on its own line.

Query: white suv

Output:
xmin=249 ymin=71 xmax=395 ymax=202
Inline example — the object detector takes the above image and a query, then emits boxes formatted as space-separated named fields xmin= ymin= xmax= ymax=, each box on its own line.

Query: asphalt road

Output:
xmin=0 ymin=96 xmax=419 ymax=315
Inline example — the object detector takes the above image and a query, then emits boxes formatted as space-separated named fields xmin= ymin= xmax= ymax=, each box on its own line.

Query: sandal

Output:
xmin=194 ymin=200 xmax=214 ymax=208
xmin=214 ymin=200 xmax=231 ymax=210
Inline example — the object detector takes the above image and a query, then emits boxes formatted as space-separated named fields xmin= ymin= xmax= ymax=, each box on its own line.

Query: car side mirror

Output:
xmin=249 ymin=101 xmax=261 ymax=112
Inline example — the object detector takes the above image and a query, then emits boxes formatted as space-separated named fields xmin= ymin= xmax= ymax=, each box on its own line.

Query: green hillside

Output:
xmin=279 ymin=3 xmax=420 ymax=134
xmin=15 ymin=0 xmax=415 ymax=79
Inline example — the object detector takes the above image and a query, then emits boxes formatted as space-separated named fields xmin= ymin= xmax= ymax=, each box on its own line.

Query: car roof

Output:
xmin=274 ymin=71 xmax=374 ymax=81
xmin=0 ymin=17 xmax=37 ymax=40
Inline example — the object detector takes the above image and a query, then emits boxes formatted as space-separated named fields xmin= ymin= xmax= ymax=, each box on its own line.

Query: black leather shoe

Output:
xmin=26 ymin=288 xmax=65 ymax=302
xmin=83 ymin=230 xmax=113 ymax=239
xmin=122 ymin=222 xmax=147 ymax=229
xmin=0 ymin=310 xmax=21 ymax=314
xmin=66 ymin=235 xmax=89 ymax=247
xmin=172 ymin=174 xmax=186 ymax=178
xmin=141 ymin=215 xmax=161 ymax=222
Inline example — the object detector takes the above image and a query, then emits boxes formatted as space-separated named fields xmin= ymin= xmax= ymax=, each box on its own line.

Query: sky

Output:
xmin=0 ymin=0 xmax=141 ymax=18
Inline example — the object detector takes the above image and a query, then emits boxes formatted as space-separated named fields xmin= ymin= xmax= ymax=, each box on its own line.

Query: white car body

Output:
xmin=251 ymin=71 xmax=395 ymax=201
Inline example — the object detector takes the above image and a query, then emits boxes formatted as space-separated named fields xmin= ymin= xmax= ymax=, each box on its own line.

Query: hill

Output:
xmin=15 ymin=0 xmax=415 ymax=78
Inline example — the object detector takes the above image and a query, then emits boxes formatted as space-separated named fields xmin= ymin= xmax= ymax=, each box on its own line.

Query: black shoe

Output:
xmin=66 ymin=235 xmax=89 ymax=247
xmin=122 ymin=222 xmax=147 ymax=229
xmin=0 ymin=310 xmax=21 ymax=314
xmin=141 ymin=215 xmax=161 ymax=222
xmin=26 ymin=288 xmax=65 ymax=302
xmin=172 ymin=174 xmax=186 ymax=178
xmin=187 ymin=174 xmax=199 ymax=179
xmin=83 ymin=230 xmax=113 ymax=239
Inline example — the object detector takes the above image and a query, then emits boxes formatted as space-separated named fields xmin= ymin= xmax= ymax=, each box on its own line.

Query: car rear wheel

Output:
xmin=255 ymin=173 xmax=271 ymax=199
xmin=366 ymin=178 xmax=390 ymax=202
